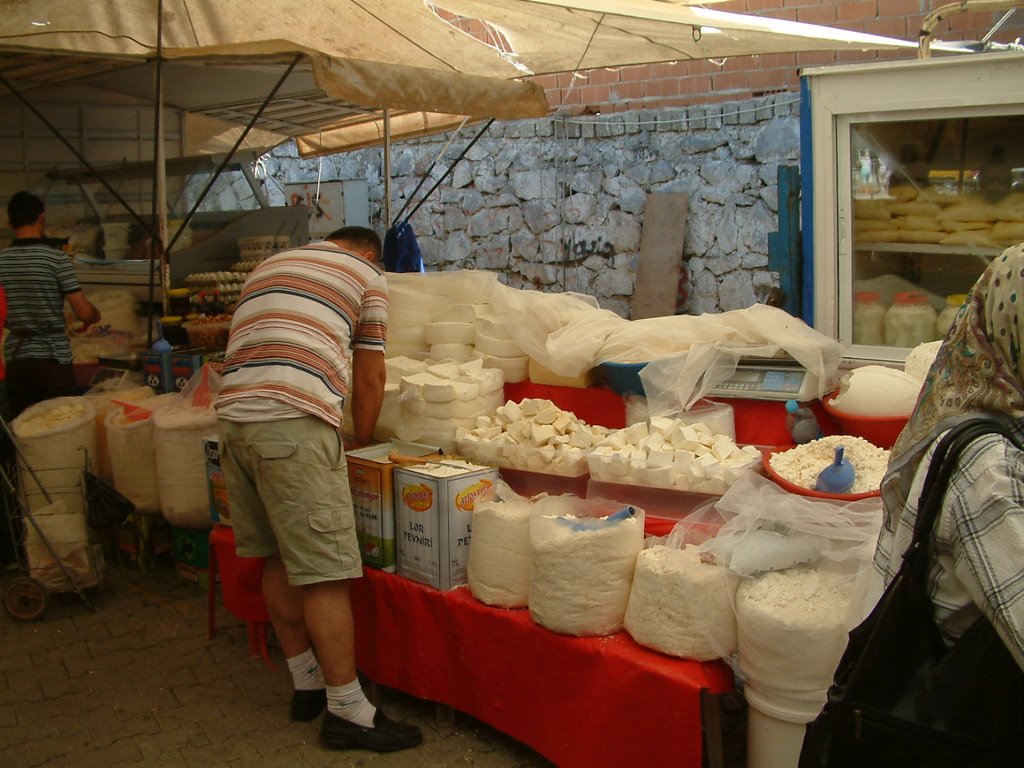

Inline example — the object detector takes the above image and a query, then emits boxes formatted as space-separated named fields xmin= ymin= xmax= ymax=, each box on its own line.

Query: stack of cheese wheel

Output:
xmin=425 ymin=303 xmax=477 ymax=362
xmin=386 ymin=279 xmax=446 ymax=359
xmin=395 ymin=358 xmax=505 ymax=453
xmin=475 ymin=313 xmax=528 ymax=383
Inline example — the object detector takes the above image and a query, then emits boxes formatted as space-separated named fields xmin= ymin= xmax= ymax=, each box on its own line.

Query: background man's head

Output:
xmin=7 ymin=191 xmax=45 ymax=229
xmin=327 ymin=226 xmax=382 ymax=263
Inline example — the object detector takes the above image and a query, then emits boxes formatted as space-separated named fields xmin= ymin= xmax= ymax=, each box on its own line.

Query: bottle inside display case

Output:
xmin=848 ymin=113 xmax=1024 ymax=351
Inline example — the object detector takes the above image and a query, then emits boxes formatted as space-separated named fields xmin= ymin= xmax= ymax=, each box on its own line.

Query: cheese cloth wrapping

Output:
xmin=623 ymin=544 xmax=740 ymax=662
xmin=691 ymin=472 xmax=885 ymax=706
xmin=629 ymin=304 xmax=845 ymax=413
xmin=12 ymin=396 xmax=98 ymax=518
xmin=467 ymin=482 xmax=588 ymax=609
xmin=528 ymin=504 xmax=645 ymax=636
xmin=482 ymin=279 xmax=626 ymax=377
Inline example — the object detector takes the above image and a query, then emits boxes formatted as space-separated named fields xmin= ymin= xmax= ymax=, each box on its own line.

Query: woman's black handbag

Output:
xmin=798 ymin=414 xmax=1024 ymax=768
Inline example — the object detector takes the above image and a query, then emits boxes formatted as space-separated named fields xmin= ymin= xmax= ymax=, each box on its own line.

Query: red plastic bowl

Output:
xmin=762 ymin=451 xmax=881 ymax=501
xmin=820 ymin=389 xmax=910 ymax=449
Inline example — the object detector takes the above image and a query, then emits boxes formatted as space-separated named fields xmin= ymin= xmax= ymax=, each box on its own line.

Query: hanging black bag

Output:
xmin=798 ymin=413 xmax=1024 ymax=768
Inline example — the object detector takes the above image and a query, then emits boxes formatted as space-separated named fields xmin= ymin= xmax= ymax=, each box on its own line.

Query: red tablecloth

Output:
xmin=351 ymin=568 xmax=734 ymax=768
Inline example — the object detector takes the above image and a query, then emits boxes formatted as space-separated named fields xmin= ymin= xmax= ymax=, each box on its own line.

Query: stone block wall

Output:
xmin=197 ymin=93 xmax=801 ymax=318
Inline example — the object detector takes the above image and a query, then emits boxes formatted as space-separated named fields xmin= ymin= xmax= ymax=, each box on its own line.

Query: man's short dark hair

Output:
xmin=7 ymin=191 xmax=45 ymax=229
xmin=326 ymin=226 xmax=382 ymax=259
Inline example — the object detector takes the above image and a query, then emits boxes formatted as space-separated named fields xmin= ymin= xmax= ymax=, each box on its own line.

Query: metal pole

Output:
xmin=149 ymin=0 xmax=166 ymax=332
xmin=0 ymin=73 xmax=152 ymax=237
xmin=383 ymin=109 xmax=392 ymax=229
xmin=169 ymin=55 xmax=302 ymax=252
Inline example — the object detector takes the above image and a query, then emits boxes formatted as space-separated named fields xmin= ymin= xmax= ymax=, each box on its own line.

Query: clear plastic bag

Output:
xmin=636 ymin=304 xmax=845 ymax=414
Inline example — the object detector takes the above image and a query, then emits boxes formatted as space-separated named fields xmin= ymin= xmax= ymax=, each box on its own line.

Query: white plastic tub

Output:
xmin=744 ymin=686 xmax=822 ymax=768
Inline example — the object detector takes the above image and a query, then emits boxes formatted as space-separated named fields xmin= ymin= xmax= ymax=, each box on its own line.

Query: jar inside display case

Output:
xmin=936 ymin=293 xmax=967 ymax=340
xmin=853 ymin=291 xmax=886 ymax=346
xmin=804 ymin=55 xmax=1024 ymax=363
xmin=884 ymin=292 xmax=938 ymax=348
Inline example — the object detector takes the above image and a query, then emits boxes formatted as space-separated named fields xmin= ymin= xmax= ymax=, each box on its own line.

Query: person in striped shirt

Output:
xmin=216 ymin=227 xmax=422 ymax=753
xmin=0 ymin=191 xmax=100 ymax=417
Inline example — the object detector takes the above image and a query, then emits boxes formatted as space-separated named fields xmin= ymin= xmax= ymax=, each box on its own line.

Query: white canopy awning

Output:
xmin=0 ymin=1 xmax=935 ymax=158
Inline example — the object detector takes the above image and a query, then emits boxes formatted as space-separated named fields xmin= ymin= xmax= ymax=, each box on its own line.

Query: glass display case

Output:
xmin=803 ymin=53 xmax=1024 ymax=363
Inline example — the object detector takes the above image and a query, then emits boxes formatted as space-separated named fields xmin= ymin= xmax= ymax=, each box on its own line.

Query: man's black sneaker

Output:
xmin=290 ymin=689 xmax=327 ymax=721
xmin=320 ymin=709 xmax=424 ymax=752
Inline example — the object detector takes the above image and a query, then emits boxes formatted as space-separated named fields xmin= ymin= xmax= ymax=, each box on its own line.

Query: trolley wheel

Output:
xmin=3 ymin=576 xmax=48 ymax=621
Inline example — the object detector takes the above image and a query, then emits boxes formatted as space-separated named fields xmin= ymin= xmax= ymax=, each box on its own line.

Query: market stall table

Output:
xmin=350 ymin=567 xmax=735 ymax=768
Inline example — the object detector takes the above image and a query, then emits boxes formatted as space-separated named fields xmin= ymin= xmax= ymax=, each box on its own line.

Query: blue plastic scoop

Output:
xmin=556 ymin=506 xmax=637 ymax=531
xmin=151 ymin=318 xmax=172 ymax=354
xmin=815 ymin=445 xmax=856 ymax=494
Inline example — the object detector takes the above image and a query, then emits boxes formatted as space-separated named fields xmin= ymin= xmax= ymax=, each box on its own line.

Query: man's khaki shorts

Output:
xmin=218 ymin=416 xmax=362 ymax=585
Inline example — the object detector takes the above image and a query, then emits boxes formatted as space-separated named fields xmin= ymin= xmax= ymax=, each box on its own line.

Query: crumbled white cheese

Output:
xmin=768 ymin=435 xmax=888 ymax=495
xmin=587 ymin=419 xmax=761 ymax=493
xmin=456 ymin=398 xmax=610 ymax=476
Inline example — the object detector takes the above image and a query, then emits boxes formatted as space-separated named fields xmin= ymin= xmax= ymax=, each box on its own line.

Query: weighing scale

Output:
xmin=91 ymin=353 xmax=145 ymax=389
xmin=704 ymin=357 xmax=822 ymax=402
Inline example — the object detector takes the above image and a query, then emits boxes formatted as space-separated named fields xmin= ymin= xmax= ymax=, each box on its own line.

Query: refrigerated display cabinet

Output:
xmin=802 ymin=52 xmax=1024 ymax=364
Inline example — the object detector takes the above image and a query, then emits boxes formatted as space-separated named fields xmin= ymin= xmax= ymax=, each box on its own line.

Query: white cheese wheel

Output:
xmin=481 ymin=353 xmax=529 ymax=383
xmin=424 ymin=321 xmax=476 ymax=345
xmin=434 ymin=303 xmax=477 ymax=323
xmin=476 ymin=314 xmax=514 ymax=340
xmin=476 ymin=331 xmax=524 ymax=357
xmin=428 ymin=343 xmax=475 ymax=362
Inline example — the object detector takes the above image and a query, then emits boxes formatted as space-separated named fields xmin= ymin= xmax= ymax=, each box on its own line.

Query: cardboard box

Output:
xmin=141 ymin=351 xmax=173 ymax=393
xmin=170 ymin=349 xmax=206 ymax=392
xmin=175 ymin=561 xmax=211 ymax=589
xmin=173 ymin=527 xmax=210 ymax=569
xmin=204 ymin=436 xmax=231 ymax=525
xmin=346 ymin=440 xmax=439 ymax=571
xmin=394 ymin=460 xmax=498 ymax=590
xmin=116 ymin=512 xmax=174 ymax=572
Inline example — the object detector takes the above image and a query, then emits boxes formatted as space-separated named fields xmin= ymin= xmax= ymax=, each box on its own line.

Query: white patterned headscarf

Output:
xmin=881 ymin=242 xmax=1024 ymax=516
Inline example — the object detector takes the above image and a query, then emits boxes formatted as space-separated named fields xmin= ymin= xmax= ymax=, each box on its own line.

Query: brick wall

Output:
xmin=532 ymin=0 xmax=1023 ymax=113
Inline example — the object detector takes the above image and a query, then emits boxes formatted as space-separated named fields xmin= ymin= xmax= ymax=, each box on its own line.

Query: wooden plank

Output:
xmin=631 ymin=193 xmax=688 ymax=319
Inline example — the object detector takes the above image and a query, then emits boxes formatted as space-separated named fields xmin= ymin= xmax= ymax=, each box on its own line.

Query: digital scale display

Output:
xmin=706 ymin=360 xmax=819 ymax=401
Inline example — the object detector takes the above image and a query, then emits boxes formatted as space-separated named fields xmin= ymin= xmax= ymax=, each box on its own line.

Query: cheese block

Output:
xmin=853 ymin=199 xmax=891 ymax=221
xmin=898 ymin=229 xmax=945 ymax=244
xmin=528 ymin=359 xmax=595 ymax=388
xmin=889 ymin=200 xmax=943 ymax=217
xmin=858 ymin=229 xmax=900 ymax=243
xmin=992 ymin=221 xmax=1024 ymax=245
xmin=940 ymin=229 xmax=1002 ymax=248
xmin=403 ymin=390 xmax=504 ymax=420
xmin=385 ymin=355 xmax=428 ymax=382
xmin=897 ymin=215 xmax=943 ymax=232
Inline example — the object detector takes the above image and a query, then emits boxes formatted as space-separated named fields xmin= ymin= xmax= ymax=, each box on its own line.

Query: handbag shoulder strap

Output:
xmin=908 ymin=412 xmax=1024 ymax=561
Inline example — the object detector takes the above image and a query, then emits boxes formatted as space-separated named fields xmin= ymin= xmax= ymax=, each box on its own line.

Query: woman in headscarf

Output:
xmin=876 ymin=241 xmax=1024 ymax=670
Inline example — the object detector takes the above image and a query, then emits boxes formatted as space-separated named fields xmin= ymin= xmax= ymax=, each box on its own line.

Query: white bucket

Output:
xmin=744 ymin=686 xmax=822 ymax=768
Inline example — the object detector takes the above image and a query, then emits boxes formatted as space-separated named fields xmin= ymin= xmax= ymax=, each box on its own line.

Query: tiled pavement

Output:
xmin=0 ymin=562 xmax=553 ymax=768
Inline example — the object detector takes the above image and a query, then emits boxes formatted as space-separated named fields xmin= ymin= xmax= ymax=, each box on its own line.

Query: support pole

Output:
xmin=383 ymin=109 xmax=392 ymax=229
